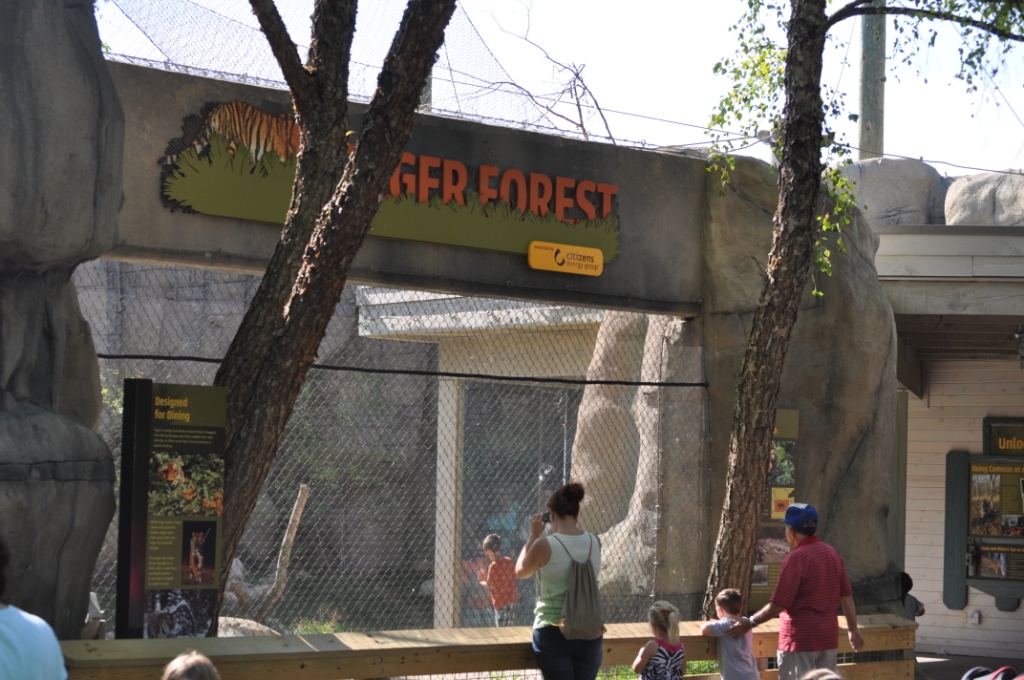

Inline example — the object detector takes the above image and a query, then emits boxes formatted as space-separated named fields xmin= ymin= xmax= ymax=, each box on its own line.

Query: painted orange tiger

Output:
xmin=161 ymin=459 xmax=187 ymax=486
xmin=160 ymin=100 xmax=300 ymax=166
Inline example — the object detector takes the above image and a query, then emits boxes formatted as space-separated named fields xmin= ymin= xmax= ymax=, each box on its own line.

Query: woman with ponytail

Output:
xmin=633 ymin=601 xmax=685 ymax=680
xmin=516 ymin=482 xmax=603 ymax=680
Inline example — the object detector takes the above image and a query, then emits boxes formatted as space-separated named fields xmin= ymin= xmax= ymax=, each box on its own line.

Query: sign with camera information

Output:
xmin=116 ymin=379 xmax=225 ymax=639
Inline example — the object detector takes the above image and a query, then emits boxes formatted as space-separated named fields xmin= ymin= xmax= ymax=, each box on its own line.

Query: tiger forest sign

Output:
xmin=159 ymin=101 xmax=622 ymax=269
xmin=116 ymin=379 xmax=226 ymax=639
xmin=109 ymin=61 xmax=702 ymax=313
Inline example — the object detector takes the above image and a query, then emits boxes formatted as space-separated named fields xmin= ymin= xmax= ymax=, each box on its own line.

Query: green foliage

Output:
xmin=595 ymin=661 xmax=721 ymax=679
xmin=293 ymin=618 xmax=350 ymax=634
xmin=162 ymin=133 xmax=297 ymax=224
xmin=883 ymin=2 xmax=1024 ymax=90
xmin=688 ymin=659 xmax=721 ymax=675
xmin=706 ymin=0 xmax=1024 ymax=291
xmin=770 ymin=439 xmax=796 ymax=487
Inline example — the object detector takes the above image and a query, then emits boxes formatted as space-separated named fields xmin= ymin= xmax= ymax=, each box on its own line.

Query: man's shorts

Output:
xmin=494 ymin=604 xmax=515 ymax=627
xmin=776 ymin=648 xmax=837 ymax=680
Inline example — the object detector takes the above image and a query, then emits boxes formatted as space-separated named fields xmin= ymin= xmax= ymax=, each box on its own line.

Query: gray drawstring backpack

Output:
xmin=549 ymin=533 xmax=605 ymax=640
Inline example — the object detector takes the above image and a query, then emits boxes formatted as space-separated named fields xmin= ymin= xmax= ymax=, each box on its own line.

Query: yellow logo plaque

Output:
xmin=527 ymin=241 xmax=604 ymax=277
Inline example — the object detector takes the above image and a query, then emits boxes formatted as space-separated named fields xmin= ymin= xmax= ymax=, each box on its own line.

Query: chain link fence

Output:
xmin=74 ymin=258 xmax=708 ymax=637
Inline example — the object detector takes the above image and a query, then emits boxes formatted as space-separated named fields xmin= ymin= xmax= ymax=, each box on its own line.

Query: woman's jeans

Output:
xmin=532 ymin=625 xmax=603 ymax=680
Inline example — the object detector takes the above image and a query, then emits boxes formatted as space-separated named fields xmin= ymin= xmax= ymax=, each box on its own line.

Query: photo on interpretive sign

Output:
xmin=971 ymin=473 xmax=1002 ymax=536
xmin=751 ymin=565 xmax=769 ymax=587
xmin=756 ymin=525 xmax=790 ymax=564
xmin=766 ymin=440 xmax=796 ymax=520
xmin=974 ymin=544 xmax=1024 ymax=580
xmin=144 ymin=588 xmax=217 ymax=639
xmin=980 ymin=551 xmax=1008 ymax=579
xmin=148 ymin=450 xmax=225 ymax=517
xmin=180 ymin=520 xmax=217 ymax=587
xmin=1004 ymin=515 xmax=1024 ymax=537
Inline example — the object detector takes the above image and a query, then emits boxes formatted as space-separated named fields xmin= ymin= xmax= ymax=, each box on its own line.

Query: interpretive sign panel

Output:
xmin=985 ymin=418 xmax=1024 ymax=456
xmin=750 ymin=410 xmax=799 ymax=611
xmin=969 ymin=460 xmax=1024 ymax=538
xmin=116 ymin=379 xmax=226 ymax=639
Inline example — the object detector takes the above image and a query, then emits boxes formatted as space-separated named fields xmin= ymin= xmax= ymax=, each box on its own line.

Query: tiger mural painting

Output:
xmin=160 ymin=100 xmax=300 ymax=212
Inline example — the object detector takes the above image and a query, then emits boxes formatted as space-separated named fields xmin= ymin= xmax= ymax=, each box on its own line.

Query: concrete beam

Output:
xmin=107 ymin=61 xmax=704 ymax=316
xmin=882 ymin=280 xmax=1024 ymax=317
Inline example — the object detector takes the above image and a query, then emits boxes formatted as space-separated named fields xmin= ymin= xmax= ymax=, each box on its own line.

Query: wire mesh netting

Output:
xmin=74 ymin=258 xmax=709 ymax=637
xmin=95 ymin=0 xmax=612 ymax=143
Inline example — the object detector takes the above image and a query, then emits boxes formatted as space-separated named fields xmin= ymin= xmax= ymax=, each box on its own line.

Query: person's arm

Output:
xmin=516 ymin=513 xmax=552 ymax=579
xmin=701 ymin=619 xmax=723 ymax=637
xmin=632 ymin=640 xmax=659 ymax=674
xmin=478 ymin=566 xmax=489 ymax=589
xmin=725 ymin=601 xmax=785 ymax=639
xmin=840 ymin=594 xmax=865 ymax=652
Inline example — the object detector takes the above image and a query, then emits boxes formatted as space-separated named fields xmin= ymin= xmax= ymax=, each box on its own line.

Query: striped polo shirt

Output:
xmin=770 ymin=535 xmax=852 ymax=652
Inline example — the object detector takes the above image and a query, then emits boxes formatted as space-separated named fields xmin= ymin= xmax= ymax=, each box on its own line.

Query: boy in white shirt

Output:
xmin=700 ymin=589 xmax=760 ymax=680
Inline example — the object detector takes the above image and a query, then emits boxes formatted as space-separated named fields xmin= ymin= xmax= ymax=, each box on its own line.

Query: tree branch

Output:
xmin=307 ymin=0 xmax=357 ymax=101
xmin=826 ymin=3 xmax=1024 ymax=42
xmin=248 ymin=0 xmax=314 ymax=111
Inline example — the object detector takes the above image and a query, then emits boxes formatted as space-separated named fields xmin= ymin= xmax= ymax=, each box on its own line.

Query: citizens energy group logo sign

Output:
xmin=160 ymin=101 xmax=620 ymax=275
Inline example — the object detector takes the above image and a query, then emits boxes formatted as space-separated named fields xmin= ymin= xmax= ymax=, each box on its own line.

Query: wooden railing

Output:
xmin=60 ymin=614 xmax=915 ymax=680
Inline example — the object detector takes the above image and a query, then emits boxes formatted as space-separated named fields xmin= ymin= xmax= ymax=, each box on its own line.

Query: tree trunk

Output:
xmin=702 ymin=0 xmax=828 ymax=616
xmin=209 ymin=0 xmax=457 ymax=634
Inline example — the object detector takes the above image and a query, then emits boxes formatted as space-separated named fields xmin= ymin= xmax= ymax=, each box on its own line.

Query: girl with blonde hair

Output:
xmin=633 ymin=601 xmax=685 ymax=680
xmin=161 ymin=652 xmax=220 ymax=680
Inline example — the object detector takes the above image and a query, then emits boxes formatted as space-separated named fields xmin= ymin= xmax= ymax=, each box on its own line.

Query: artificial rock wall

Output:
xmin=581 ymin=154 xmax=901 ymax=618
xmin=702 ymin=156 xmax=901 ymax=611
xmin=0 ymin=0 xmax=123 ymax=638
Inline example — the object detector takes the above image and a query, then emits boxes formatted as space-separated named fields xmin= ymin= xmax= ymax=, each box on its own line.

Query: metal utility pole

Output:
xmin=858 ymin=1 xmax=886 ymax=160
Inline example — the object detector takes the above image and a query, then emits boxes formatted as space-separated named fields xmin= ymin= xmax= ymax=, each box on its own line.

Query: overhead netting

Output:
xmin=95 ymin=0 xmax=605 ymax=140
xmin=75 ymin=259 xmax=709 ymax=637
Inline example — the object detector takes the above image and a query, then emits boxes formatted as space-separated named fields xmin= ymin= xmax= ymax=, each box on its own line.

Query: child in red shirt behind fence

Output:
xmin=478 ymin=534 xmax=518 ymax=626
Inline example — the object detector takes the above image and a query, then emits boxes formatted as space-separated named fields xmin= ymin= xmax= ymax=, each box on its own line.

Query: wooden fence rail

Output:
xmin=60 ymin=614 xmax=916 ymax=680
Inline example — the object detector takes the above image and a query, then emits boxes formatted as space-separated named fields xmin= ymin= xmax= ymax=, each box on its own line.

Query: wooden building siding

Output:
xmin=906 ymin=360 xmax=1024 ymax=657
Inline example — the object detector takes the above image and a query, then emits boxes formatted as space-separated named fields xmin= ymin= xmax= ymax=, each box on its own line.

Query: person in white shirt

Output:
xmin=0 ymin=531 xmax=68 ymax=680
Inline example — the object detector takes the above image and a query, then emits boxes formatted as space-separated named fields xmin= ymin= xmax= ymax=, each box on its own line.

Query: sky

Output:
xmin=95 ymin=0 xmax=1024 ymax=177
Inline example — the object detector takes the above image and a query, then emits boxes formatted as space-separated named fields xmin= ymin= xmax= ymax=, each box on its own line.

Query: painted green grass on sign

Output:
xmin=162 ymin=136 xmax=620 ymax=261
xmin=162 ymin=134 xmax=296 ymax=224
xmin=372 ymin=192 xmax=620 ymax=262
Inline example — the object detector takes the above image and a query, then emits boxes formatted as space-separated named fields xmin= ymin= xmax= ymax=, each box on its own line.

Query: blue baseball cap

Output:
xmin=780 ymin=503 xmax=818 ymax=532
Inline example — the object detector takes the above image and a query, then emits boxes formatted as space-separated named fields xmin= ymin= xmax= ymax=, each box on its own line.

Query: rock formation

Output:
xmin=0 ymin=0 xmax=123 ymax=638
xmin=571 ymin=312 xmax=647 ymax=534
xmin=946 ymin=172 xmax=1024 ymax=226
xmin=598 ymin=316 xmax=709 ymax=618
xmin=573 ymin=154 xmax=901 ymax=615
xmin=703 ymin=156 xmax=901 ymax=609
xmin=840 ymin=157 xmax=950 ymax=226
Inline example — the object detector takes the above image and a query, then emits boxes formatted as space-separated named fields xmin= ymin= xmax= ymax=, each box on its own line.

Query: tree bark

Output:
xmin=702 ymin=0 xmax=828 ymax=616
xmin=209 ymin=0 xmax=456 ymax=634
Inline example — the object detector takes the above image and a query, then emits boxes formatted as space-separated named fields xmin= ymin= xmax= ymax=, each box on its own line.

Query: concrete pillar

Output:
xmin=858 ymin=1 xmax=886 ymax=160
xmin=433 ymin=377 xmax=464 ymax=629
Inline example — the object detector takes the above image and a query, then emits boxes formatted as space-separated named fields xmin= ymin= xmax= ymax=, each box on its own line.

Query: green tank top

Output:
xmin=533 ymin=532 xmax=601 ymax=629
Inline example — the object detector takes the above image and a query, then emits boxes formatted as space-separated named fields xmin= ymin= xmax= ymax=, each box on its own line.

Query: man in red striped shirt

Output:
xmin=726 ymin=503 xmax=864 ymax=680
